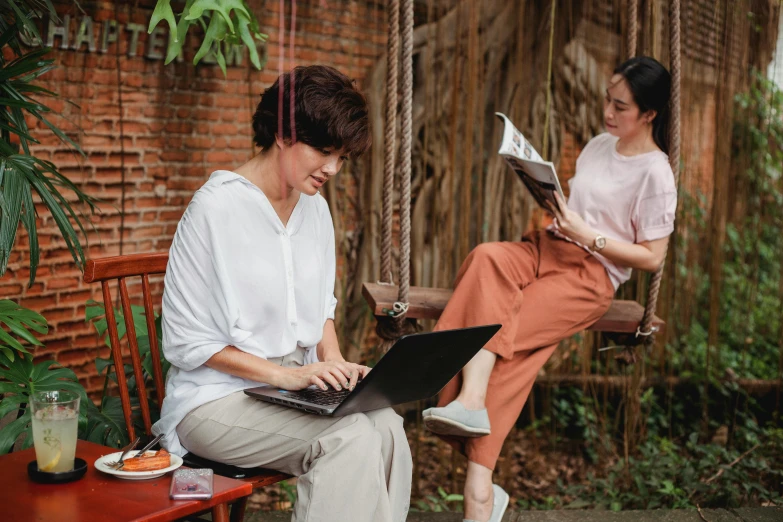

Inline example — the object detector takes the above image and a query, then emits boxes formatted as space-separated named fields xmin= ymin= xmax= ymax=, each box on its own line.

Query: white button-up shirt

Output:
xmin=152 ymin=170 xmax=337 ymax=456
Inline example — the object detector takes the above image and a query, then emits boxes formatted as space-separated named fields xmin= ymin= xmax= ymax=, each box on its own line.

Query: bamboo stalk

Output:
xmin=459 ymin=0 xmax=478 ymax=262
xmin=445 ymin=3 xmax=463 ymax=275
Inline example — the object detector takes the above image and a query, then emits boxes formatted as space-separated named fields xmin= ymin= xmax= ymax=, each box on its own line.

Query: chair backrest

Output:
xmin=83 ymin=252 xmax=169 ymax=440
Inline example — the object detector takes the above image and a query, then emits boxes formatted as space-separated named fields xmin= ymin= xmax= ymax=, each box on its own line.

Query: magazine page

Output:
xmin=495 ymin=112 xmax=565 ymax=212
xmin=496 ymin=112 xmax=544 ymax=162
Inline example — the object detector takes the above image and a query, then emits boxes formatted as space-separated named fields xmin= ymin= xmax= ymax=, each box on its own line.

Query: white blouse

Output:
xmin=152 ymin=170 xmax=337 ymax=456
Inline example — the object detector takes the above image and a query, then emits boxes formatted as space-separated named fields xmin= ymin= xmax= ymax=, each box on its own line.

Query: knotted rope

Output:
xmin=376 ymin=0 xmax=417 ymax=342
xmin=396 ymin=0 xmax=413 ymax=322
xmin=616 ymin=0 xmax=681 ymax=365
xmin=380 ymin=0 xmax=399 ymax=285
xmin=627 ymin=0 xmax=638 ymax=59
xmin=638 ymin=0 xmax=681 ymax=349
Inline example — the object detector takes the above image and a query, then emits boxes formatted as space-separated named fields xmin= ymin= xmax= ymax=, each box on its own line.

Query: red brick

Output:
xmin=214 ymin=96 xmax=243 ymax=109
xmin=57 ymin=349 xmax=93 ymax=367
xmin=58 ymin=290 xmax=92 ymax=306
xmin=47 ymin=277 xmax=81 ymax=290
xmin=212 ymin=123 xmax=238 ymax=134
xmin=42 ymin=308 xmax=77 ymax=324
xmin=164 ymin=121 xmax=192 ymax=134
xmin=0 ymin=284 xmax=24 ymax=298
xmin=44 ymin=338 xmax=73 ymax=354
xmin=18 ymin=295 xmax=58 ymax=311
xmin=205 ymin=151 xmax=237 ymax=164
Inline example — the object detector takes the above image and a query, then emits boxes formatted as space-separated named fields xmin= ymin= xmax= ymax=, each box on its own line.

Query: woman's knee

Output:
xmin=335 ymin=413 xmax=383 ymax=451
xmin=367 ymin=408 xmax=404 ymax=433
xmin=464 ymin=242 xmax=504 ymax=271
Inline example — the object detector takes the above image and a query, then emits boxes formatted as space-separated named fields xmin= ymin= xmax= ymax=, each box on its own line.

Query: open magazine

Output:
xmin=496 ymin=112 xmax=565 ymax=212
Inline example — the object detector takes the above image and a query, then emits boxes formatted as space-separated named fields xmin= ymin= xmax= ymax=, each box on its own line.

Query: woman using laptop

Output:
xmin=423 ymin=56 xmax=676 ymax=522
xmin=153 ymin=65 xmax=412 ymax=522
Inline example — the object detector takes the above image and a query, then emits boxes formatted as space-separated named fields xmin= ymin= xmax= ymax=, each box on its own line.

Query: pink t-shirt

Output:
xmin=549 ymin=133 xmax=677 ymax=289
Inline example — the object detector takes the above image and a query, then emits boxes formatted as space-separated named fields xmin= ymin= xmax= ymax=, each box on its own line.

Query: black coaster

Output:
xmin=27 ymin=458 xmax=88 ymax=484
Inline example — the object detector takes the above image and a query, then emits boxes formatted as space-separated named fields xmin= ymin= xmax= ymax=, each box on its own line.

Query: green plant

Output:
xmin=0 ymin=298 xmax=45 ymax=359
xmin=412 ymin=486 xmax=464 ymax=512
xmin=277 ymin=479 xmax=298 ymax=509
xmin=0 ymin=1 xmax=97 ymax=283
xmin=148 ymin=0 xmax=268 ymax=75
xmin=0 ymin=301 xmax=87 ymax=453
xmin=0 ymin=0 xmax=97 ymax=455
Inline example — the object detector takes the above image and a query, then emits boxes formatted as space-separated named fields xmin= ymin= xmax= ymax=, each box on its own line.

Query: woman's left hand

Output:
xmin=549 ymin=192 xmax=595 ymax=245
xmin=323 ymin=356 xmax=371 ymax=390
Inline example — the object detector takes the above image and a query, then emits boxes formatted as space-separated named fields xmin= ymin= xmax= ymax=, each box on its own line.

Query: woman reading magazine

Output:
xmin=423 ymin=56 xmax=677 ymax=522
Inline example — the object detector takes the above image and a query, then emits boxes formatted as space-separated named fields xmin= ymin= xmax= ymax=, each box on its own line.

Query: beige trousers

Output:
xmin=176 ymin=347 xmax=412 ymax=522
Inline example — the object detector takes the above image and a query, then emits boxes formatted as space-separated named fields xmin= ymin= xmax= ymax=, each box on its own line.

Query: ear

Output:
xmin=274 ymin=134 xmax=287 ymax=150
xmin=644 ymin=109 xmax=657 ymax=124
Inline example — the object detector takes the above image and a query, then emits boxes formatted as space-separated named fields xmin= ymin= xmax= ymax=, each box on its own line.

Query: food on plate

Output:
xmin=121 ymin=449 xmax=171 ymax=471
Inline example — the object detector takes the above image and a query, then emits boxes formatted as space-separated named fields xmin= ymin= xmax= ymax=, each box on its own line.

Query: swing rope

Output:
xmin=628 ymin=0 xmax=638 ymax=58
xmin=632 ymin=0 xmax=682 ymax=355
xmin=398 ymin=0 xmax=414 ymax=319
xmin=376 ymin=0 xmax=415 ymax=340
xmin=380 ymin=0 xmax=399 ymax=286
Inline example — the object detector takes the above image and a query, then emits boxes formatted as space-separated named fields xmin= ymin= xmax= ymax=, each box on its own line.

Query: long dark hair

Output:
xmin=614 ymin=56 xmax=671 ymax=154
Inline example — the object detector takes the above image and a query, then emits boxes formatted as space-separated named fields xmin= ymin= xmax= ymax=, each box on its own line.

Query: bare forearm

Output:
xmin=317 ymin=319 xmax=343 ymax=362
xmin=588 ymin=236 xmax=665 ymax=272
xmin=204 ymin=345 xmax=285 ymax=386
xmin=551 ymin=193 xmax=668 ymax=273
xmin=204 ymin=342 xmax=370 ymax=391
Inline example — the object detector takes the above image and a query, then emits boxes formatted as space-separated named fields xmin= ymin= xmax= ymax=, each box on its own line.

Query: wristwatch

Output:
xmin=591 ymin=235 xmax=607 ymax=252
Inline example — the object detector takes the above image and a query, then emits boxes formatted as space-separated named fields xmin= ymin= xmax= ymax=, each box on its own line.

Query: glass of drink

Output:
xmin=30 ymin=390 xmax=80 ymax=473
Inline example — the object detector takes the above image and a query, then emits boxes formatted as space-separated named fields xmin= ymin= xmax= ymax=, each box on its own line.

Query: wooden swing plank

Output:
xmin=362 ymin=283 xmax=452 ymax=321
xmin=361 ymin=282 xmax=665 ymax=334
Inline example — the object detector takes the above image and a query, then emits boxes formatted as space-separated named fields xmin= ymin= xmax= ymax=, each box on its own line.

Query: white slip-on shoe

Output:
xmin=423 ymin=400 xmax=491 ymax=437
xmin=488 ymin=484 xmax=509 ymax=522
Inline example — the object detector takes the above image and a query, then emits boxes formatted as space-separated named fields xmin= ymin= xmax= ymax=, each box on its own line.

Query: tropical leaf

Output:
xmin=148 ymin=0 xmax=267 ymax=73
xmin=0 ymin=300 xmax=46 ymax=359
xmin=148 ymin=0 xmax=178 ymax=41
xmin=0 ymin=351 xmax=87 ymax=455
xmin=0 ymin=16 xmax=99 ymax=284
xmin=193 ymin=11 xmax=228 ymax=67
xmin=82 ymin=397 xmax=129 ymax=449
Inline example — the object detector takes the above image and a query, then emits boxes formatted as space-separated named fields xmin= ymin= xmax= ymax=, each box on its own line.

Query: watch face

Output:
xmin=595 ymin=236 xmax=606 ymax=249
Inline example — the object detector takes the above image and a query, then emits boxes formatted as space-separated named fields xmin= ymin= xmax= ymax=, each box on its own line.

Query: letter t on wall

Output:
xmin=100 ymin=20 xmax=120 ymax=53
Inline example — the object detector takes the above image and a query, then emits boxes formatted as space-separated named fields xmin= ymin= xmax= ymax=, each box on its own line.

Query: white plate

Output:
xmin=94 ymin=450 xmax=183 ymax=480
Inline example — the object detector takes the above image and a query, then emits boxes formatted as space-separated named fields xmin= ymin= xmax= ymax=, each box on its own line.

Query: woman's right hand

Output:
xmin=274 ymin=361 xmax=369 ymax=392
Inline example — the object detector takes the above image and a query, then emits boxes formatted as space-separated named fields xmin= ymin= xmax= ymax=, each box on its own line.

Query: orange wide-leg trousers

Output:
xmin=433 ymin=230 xmax=615 ymax=469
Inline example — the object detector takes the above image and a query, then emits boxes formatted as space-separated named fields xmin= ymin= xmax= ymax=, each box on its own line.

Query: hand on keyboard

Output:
xmin=276 ymin=360 xmax=370 ymax=392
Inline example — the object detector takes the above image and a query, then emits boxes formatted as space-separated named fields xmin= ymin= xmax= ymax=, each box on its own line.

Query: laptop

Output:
xmin=244 ymin=324 xmax=501 ymax=416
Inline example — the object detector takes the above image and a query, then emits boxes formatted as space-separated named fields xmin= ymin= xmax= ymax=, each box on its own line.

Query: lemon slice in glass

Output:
xmin=39 ymin=447 xmax=62 ymax=472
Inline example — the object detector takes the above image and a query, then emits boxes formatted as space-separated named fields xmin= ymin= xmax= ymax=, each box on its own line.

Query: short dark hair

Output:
xmin=614 ymin=56 xmax=672 ymax=154
xmin=252 ymin=65 xmax=371 ymax=158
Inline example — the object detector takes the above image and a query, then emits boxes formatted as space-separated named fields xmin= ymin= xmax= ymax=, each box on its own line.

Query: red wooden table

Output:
xmin=0 ymin=440 xmax=252 ymax=522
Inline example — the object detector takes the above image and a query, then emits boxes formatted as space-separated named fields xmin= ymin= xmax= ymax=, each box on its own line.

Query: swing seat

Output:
xmin=361 ymin=282 xmax=665 ymax=334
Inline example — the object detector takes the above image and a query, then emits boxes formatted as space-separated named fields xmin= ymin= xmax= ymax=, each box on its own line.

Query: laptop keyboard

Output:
xmin=285 ymin=387 xmax=352 ymax=405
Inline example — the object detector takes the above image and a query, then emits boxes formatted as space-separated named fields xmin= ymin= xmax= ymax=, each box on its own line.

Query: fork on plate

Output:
xmin=111 ymin=434 xmax=164 ymax=470
xmin=106 ymin=436 xmax=141 ymax=469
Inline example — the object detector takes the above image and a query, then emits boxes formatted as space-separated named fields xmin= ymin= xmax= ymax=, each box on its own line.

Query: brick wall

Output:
xmin=0 ymin=0 xmax=387 ymax=395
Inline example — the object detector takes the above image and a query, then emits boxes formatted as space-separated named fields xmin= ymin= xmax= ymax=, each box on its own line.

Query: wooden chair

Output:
xmin=83 ymin=252 xmax=289 ymax=522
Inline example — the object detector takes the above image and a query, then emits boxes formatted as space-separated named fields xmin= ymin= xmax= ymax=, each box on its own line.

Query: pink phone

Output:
xmin=169 ymin=469 xmax=214 ymax=500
